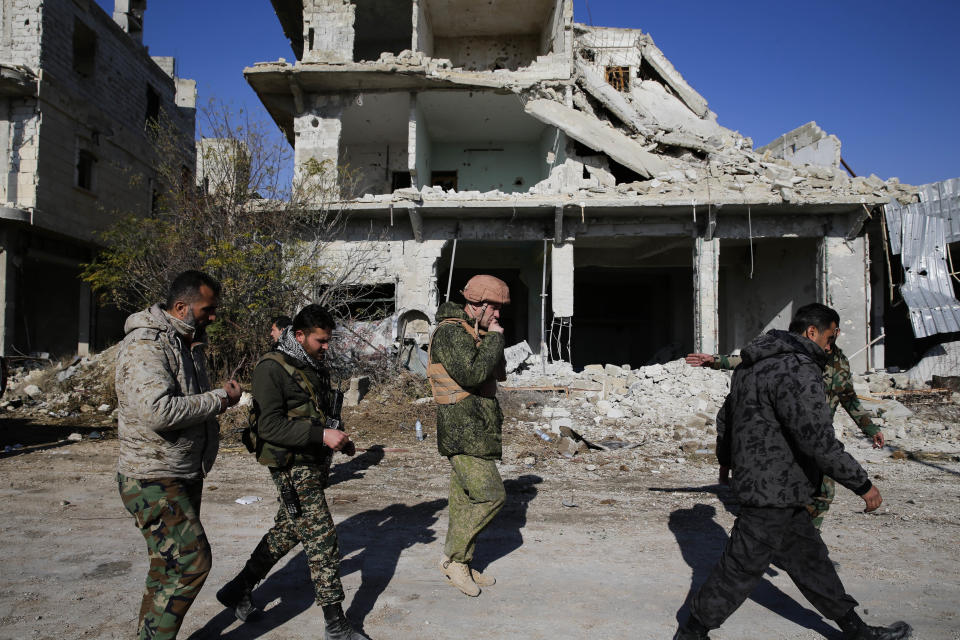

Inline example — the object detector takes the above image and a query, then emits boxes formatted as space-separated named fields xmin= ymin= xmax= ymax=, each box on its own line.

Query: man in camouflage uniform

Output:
xmin=675 ymin=304 xmax=911 ymax=640
xmin=429 ymin=274 xmax=509 ymax=597
xmin=687 ymin=324 xmax=884 ymax=529
xmin=216 ymin=304 xmax=368 ymax=640
xmin=115 ymin=270 xmax=242 ymax=640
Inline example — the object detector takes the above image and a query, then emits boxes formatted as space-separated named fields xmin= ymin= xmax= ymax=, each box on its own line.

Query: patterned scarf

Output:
xmin=275 ymin=326 xmax=325 ymax=374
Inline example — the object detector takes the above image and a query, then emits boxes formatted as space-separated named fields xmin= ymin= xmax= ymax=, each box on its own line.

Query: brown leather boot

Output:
xmin=440 ymin=556 xmax=480 ymax=597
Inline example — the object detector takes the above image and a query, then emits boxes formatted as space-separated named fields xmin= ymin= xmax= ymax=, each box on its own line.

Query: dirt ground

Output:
xmin=1 ymin=414 xmax=959 ymax=640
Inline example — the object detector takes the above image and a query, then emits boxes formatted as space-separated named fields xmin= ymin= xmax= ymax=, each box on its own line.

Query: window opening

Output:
xmin=391 ymin=171 xmax=412 ymax=190
xmin=72 ymin=19 xmax=97 ymax=78
xmin=431 ymin=171 xmax=457 ymax=191
xmin=605 ymin=66 xmax=630 ymax=92
xmin=145 ymin=86 xmax=160 ymax=126
xmin=76 ymin=149 xmax=97 ymax=191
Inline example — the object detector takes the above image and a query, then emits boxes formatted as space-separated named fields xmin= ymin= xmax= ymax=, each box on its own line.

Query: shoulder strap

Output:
xmin=428 ymin=318 xmax=481 ymax=365
xmin=258 ymin=352 xmax=325 ymax=415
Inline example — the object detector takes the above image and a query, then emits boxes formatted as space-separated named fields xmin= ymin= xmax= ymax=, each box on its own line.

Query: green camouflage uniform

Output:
xmin=117 ymin=473 xmax=211 ymax=640
xmin=236 ymin=351 xmax=344 ymax=605
xmin=431 ymin=302 xmax=507 ymax=563
xmin=709 ymin=346 xmax=880 ymax=528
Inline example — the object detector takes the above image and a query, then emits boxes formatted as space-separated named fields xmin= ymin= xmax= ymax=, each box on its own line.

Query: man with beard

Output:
xmin=217 ymin=304 xmax=368 ymax=640
xmin=115 ymin=270 xmax=242 ymax=640
xmin=675 ymin=303 xmax=911 ymax=640
xmin=429 ymin=274 xmax=509 ymax=597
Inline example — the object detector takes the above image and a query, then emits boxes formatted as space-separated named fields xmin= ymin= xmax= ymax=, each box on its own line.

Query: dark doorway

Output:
xmin=571 ymin=266 xmax=693 ymax=368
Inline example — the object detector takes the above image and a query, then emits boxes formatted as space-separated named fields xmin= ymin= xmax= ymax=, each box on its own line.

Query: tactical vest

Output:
xmin=243 ymin=352 xmax=331 ymax=469
xmin=427 ymin=318 xmax=499 ymax=404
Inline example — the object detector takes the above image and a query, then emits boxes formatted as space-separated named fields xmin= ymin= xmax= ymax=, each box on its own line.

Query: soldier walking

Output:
xmin=115 ymin=270 xmax=242 ymax=640
xmin=686 ymin=309 xmax=885 ymax=530
xmin=675 ymin=303 xmax=911 ymax=640
xmin=216 ymin=304 xmax=369 ymax=640
xmin=429 ymin=274 xmax=510 ymax=596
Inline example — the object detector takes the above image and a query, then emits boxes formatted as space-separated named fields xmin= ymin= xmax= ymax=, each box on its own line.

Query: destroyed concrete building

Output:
xmin=0 ymin=0 xmax=195 ymax=357
xmin=246 ymin=0 xmax=916 ymax=372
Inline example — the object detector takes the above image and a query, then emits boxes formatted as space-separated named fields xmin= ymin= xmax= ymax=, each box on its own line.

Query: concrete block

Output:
xmin=343 ymin=376 xmax=370 ymax=407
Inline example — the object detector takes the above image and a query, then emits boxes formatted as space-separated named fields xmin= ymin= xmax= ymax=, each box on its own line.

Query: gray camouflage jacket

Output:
xmin=716 ymin=329 xmax=872 ymax=508
xmin=115 ymin=305 xmax=224 ymax=479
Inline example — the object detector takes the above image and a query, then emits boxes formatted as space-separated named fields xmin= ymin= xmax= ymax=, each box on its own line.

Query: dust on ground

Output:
xmin=2 ymin=378 xmax=960 ymax=640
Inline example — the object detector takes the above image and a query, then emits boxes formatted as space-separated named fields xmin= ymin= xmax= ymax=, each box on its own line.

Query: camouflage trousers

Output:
xmin=117 ymin=473 xmax=212 ymax=640
xmin=689 ymin=505 xmax=858 ymax=630
xmin=808 ymin=477 xmax=837 ymax=530
xmin=241 ymin=464 xmax=345 ymax=606
xmin=444 ymin=455 xmax=505 ymax=564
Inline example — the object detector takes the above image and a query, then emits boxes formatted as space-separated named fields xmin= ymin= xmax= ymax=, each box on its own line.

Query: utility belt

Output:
xmin=427 ymin=318 xmax=501 ymax=405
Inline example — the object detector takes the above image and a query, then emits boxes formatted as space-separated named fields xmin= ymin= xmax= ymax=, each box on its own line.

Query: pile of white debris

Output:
xmin=501 ymin=350 xmax=960 ymax=460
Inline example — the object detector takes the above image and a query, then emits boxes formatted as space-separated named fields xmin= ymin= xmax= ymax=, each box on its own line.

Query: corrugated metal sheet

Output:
xmin=885 ymin=178 xmax=960 ymax=338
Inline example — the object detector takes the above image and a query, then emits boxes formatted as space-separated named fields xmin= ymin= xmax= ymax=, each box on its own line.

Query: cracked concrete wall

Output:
xmin=693 ymin=237 xmax=719 ymax=355
xmin=294 ymin=95 xmax=344 ymax=191
xmin=434 ymin=35 xmax=540 ymax=71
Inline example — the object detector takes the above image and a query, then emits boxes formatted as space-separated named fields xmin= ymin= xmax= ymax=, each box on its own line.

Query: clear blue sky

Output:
xmin=100 ymin=0 xmax=960 ymax=186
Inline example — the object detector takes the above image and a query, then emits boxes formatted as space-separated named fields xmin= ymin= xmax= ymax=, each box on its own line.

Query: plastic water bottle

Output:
xmin=534 ymin=429 xmax=551 ymax=442
xmin=415 ymin=420 xmax=424 ymax=441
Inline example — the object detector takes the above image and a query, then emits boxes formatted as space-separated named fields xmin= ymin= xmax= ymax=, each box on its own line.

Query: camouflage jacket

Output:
xmin=715 ymin=330 xmax=872 ymax=508
xmin=115 ymin=305 xmax=224 ymax=479
xmin=710 ymin=347 xmax=878 ymax=437
xmin=431 ymin=302 xmax=505 ymax=459
xmin=248 ymin=351 xmax=332 ymax=469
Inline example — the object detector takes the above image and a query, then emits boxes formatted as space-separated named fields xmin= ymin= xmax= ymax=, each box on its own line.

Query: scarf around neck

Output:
xmin=275 ymin=326 xmax=325 ymax=374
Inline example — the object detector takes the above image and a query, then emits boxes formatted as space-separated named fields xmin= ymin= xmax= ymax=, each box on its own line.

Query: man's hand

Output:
xmin=322 ymin=429 xmax=353 ymax=452
xmin=221 ymin=380 xmax=242 ymax=411
xmin=487 ymin=317 xmax=504 ymax=334
xmin=718 ymin=465 xmax=730 ymax=486
xmin=861 ymin=485 xmax=882 ymax=512
xmin=685 ymin=353 xmax=714 ymax=367
xmin=872 ymin=432 xmax=885 ymax=449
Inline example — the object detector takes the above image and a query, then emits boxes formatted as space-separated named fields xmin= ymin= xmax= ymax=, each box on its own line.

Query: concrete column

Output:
xmin=0 ymin=228 xmax=16 ymax=356
xmin=294 ymin=95 xmax=345 ymax=196
xmin=77 ymin=283 xmax=91 ymax=356
xmin=821 ymin=235 xmax=871 ymax=372
xmin=693 ymin=237 xmax=719 ymax=354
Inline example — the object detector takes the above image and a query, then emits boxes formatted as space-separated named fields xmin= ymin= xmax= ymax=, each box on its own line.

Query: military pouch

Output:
xmin=276 ymin=470 xmax=301 ymax=518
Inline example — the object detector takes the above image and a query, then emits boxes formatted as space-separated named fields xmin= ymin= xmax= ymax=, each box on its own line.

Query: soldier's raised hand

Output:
xmin=685 ymin=353 xmax=714 ymax=367
xmin=221 ymin=380 xmax=242 ymax=410
xmin=322 ymin=428 xmax=351 ymax=452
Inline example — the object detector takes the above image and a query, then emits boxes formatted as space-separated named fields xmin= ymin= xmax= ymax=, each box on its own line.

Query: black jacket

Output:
xmin=716 ymin=330 xmax=872 ymax=508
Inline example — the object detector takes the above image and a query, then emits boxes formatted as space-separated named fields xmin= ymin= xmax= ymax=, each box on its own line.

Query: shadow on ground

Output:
xmin=653 ymin=484 xmax=841 ymax=639
xmin=188 ymin=497 xmax=446 ymax=639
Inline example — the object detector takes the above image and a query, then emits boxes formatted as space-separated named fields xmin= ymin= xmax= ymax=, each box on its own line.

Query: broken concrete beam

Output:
xmin=574 ymin=59 xmax=654 ymax=136
xmin=524 ymin=99 xmax=668 ymax=179
xmin=638 ymin=37 xmax=709 ymax=118
xmin=343 ymin=376 xmax=370 ymax=407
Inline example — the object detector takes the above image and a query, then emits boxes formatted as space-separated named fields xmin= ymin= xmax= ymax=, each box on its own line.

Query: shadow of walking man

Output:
xmin=187 ymin=497 xmax=446 ymax=640
xmin=471 ymin=474 xmax=542 ymax=573
xmin=327 ymin=445 xmax=386 ymax=488
xmin=666 ymin=489 xmax=841 ymax=639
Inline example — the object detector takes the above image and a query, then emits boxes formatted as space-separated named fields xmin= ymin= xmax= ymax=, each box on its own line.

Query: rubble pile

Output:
xmin=506 ymin=359 xmax=731 ymax=458
xmin=1 ymin=345 xmax=119 ymax=424
xmin=499 ymin=357 xmax=960 ymax=466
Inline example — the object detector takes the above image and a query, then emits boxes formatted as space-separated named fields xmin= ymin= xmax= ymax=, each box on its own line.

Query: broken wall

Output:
xmin=302 ymin=0 xmax=355 ymax=63
xmin=757 ymin=121 xmax=841 ymax=169
xmin=822 ymin=234 xmax=873 ymax=372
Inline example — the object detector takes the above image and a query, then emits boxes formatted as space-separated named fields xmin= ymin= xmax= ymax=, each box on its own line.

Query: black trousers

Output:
xmin=689 ymin=505 xmax=858 ymax=629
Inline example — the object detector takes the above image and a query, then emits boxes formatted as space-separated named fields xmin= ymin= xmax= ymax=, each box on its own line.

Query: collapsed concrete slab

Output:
xmin=524 ymin=98 xmax=668 ymax=178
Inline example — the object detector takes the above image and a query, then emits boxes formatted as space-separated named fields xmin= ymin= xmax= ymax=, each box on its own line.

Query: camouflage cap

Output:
xmin=462 ymin=274 xmax=510 ymax=305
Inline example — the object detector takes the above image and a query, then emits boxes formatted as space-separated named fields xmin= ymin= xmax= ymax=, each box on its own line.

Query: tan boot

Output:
xmin=470 ymin=567 xmax=495 ymax=587
xmin=440 ymin=556 xmax=480 ymax=597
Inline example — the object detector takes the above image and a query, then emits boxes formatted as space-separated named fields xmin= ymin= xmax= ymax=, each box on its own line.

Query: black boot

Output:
xmin=673 ymin=614 xmax=710 ymax=640
xmin=837 ymin=609 xmax=912 ymax=640
xmin=216 ymin=567 xmax=259 ymax=622
xmin=322 ymin=603 xmax=371 ymax=640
